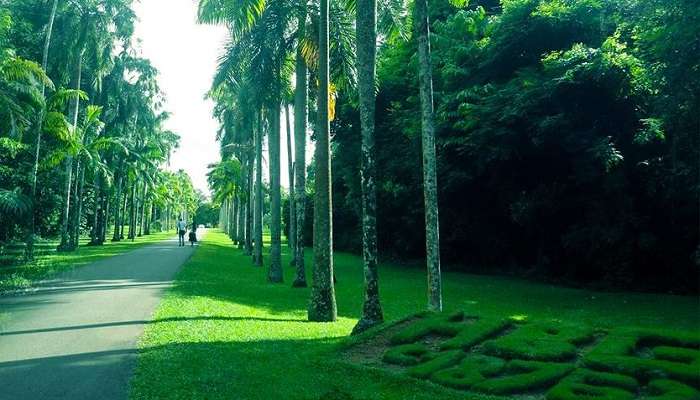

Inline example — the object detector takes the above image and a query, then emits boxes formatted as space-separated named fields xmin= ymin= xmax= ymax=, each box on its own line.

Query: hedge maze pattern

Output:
xmin=355 ymin=312 xmax=700 ymax=399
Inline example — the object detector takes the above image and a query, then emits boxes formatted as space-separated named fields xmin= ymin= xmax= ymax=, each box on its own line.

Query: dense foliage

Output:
xmin=326 ymin=0 xmax=698 ymax=292
xmin=0 ymin=0 xmax=197 ymax=256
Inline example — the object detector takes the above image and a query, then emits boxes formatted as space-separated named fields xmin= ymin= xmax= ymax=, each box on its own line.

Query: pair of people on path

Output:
xmin=177 ymin=218 xmax=197 ymax=247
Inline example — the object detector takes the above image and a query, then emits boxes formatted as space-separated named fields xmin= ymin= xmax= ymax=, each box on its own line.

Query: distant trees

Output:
xmin=203 ymin=0 xmax=699 ymax=330
xmin=0 ymin=1 xmax=188 ymax=255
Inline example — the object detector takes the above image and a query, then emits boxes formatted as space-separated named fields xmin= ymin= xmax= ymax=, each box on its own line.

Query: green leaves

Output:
xmin=207 ymin=159 xmax=243 ymax=204
xmin=0 ymin=187 xmax=31 ymax=216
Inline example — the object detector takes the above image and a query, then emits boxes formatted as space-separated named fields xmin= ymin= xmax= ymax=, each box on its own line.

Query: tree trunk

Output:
xmin=415 ymin=0 xmax=443 ymax=312
xmin=285 ymin=105 xmax=296 ymax=252
xmin=112 ymin=174 xmax=123 ymax=242
xmin=246 ymin=152 xmax=254 ymax=255
xmin=120 ymin=189 xmax=127 ymax=239
xmin=100 ymin=186 xmax=109 ymax=244
xmin=254 ymin=112 xmax=264 ymax=267
xmin=138 ymin=185 xmax=147 ymax=237
xmin=352 ymin=0 xmax=384 ymax=335
xmin=27 ymin=0 xmax=59 ymax=259
xmin=58 ymin=52 xmax=82 ymax=252
xmin=308 ymin=0 xmax=337 ymax=321
xmin=71 ymin=161 xmax=86 ymax=249
xmin=145 ymin=202 xmax=153 ymax=235
xmin=238 ymin=194 xmax=245 ymax=249
xmin=128 ymin=182 xmax=136 ymax=240
xmin=90 ymin=174 xmax=101 ymax=245
xmin=292 ymin=35 xmax=308 ymax=287
xmin=269 ymin=97 xmax=283 ymax=283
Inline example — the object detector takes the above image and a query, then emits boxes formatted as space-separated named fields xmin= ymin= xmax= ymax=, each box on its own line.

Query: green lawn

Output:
xmin=0 ymin=230 xmax=175 ymax=294
xmin=129 ymin=229 xmax=699 ymax=400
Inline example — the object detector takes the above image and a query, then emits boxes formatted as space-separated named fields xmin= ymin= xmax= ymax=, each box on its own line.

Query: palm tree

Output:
xmin=414 ymin=0 xmax=442 ymax=311
xmin=27 ymin=0 xmax=59 ymax=259
xmin=352 ymin=0 xmax=384 ymax=334
xmin=292 ymin=42 xmax=308 ymax=287
xmin=268 ymin=71 xmax=284 ymax=283
xmin=285 ymin=104 xmax=295 ymax=253
xmin=308 ymin=0 xmax=337 ymax=322
xmin=254 ymin=110 xmax=264 ymax=266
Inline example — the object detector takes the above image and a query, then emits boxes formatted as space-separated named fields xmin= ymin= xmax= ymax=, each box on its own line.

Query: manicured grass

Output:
xmin=129 ymin=230 xmax=699 ymax=400
xmin=0 ymin=230 xmax=175 ymax=294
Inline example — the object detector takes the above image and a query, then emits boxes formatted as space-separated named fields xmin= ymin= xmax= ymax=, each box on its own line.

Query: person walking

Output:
xmin=188 ymin=221 xmax=198 ymax=247
xmin=176 ymin=217 xmax=187 ymax=247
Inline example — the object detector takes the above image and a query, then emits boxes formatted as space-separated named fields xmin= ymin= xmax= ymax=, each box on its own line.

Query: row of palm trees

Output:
xmin=0 ymin=1 xmax=197 ymax=255
xmin=203 ymin=0 xmax=443 ymax=331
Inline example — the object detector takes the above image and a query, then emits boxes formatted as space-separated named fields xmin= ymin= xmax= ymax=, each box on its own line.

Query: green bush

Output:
xmin=390 ymin=311 xmax=471 ymax=345
xmin=440 ymin=318 xmax=511 ymax=351
xmin=383 ymin=343 xmax=430 ymax=366
xmin=546 ymin=369 xmax=637 ymax=400
xmin=647 ymin=379 xmax=700 ymax=400
xmin=481 ymin=321 xmax=596 ymax=361
xmin=471 ymin=360 xmax=574 ymax=394
xmin=583 ymin=328 xmax=700 ymax=387
xmin=406 ymin=350 xmax=464 ymax=379
xmin=431 ymin=354 xmax=506 ymax=389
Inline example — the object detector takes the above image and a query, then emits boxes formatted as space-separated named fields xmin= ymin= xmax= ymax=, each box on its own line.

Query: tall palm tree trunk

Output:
xmin=308 ymin=0 xmax=337 ymax=321
xmin=232 ymin=197 xmax=239 ymax=244
xmin=27 ymin=0 xmax=59 ymax=259
xmin=112 ymin=173 xmax=123 ymax=241
xmin=254 ymin=112 xmax=264 ymax=267
xmin=90 ymin=174 xmax=101 ymax=244
xmin=415 ymin=0 xmax=442 ymax=312
xmin=145 ymin=202 xmax=153 ymax=235
xmin=268 ymin=98 xmax=283 ymax=283
xmin=120 ymin=188 xmax=127 ymax=239
xmin=58 ymin=53 xmax=83 ymax=252
xmin=71 ymin=162 xmax=86 ymax=249
xmin=128 ymin=182 xmax=136 ymax=240
xmin=353 ymin=0 xmax=383 ymax=334
xmin=292 ymin=37 xmax=308 ymax=287
xmin=100 ymin=192 xmax=109 ymax=243
xmin=233 ymin=195 xmax=246 ymax=249
xmin=285 ymin=105 xmax=296 ymax=252
xmin=138 ymin=185 xmax=147 ymax=237
xmin=245 ymin=154 xmax=254 ymax=256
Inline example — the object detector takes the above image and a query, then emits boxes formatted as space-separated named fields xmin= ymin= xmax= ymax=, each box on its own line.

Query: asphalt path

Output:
xmin=0 ymin=235 xmax=197 ymax=400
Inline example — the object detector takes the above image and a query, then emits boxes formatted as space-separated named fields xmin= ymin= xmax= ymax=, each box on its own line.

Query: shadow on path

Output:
xmin=0 ymin=315 xmax=306 ymax=336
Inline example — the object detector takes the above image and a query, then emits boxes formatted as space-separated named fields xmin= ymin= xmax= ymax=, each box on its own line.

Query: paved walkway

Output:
xmin=0 ymin=236 xmax=196 ymax=400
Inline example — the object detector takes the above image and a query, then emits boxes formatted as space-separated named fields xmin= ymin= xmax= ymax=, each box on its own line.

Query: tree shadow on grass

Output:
xmin=129 ymin=339 xmax=466 ymax=400
xmin=0 ymin=315 xmax=306 ymax=336
xmin=171 ymin=241 xmax=377 ymax=320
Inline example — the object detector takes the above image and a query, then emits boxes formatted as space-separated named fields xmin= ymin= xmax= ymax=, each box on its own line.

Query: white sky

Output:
xmin=132 ymin=0 xmax=302 ymax=196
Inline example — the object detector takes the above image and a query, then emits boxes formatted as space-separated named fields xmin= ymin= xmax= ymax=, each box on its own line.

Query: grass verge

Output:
xmin=129 ymin=230 xmax=699 ymax=399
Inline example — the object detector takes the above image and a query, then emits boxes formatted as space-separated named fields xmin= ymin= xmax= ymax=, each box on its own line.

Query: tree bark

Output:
xmin=245 ymin=153 xmax=254 ymax=256
xmin=415 ymin=0 xmax=443 ymax=312
xmin=352 ymin=0 xmax=384 ymax=335
xmin=285 ymin=105 xmax=296 ymax=252
xmin=138 ymin=184 xmax=147 ymax=237
xmin=128 ymin=181 xmax=136 ymax=240
xmin=112 ymin=173 xmax=123 ymax=241
xmin=58 ymin=52 xmax=82 ymax=252
xmin=237 ymin=196 xmax=245 ymax=248
xmin=308 ymin=0 xmax=337 ymax=321
xmin=27 ymin=0 xmax=59 ymax=259
xmin=90 ymin=174 xmax=101 ymax=245
xmin=293 ymin=36 xmax=308 ymax=287
xmin=70 ymin=161 xmax=86 ymax=249
xmin=269 ymin=98 xmax=283 ymax=283
xmin=254 ymin=112 xmax=264 ymax=267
